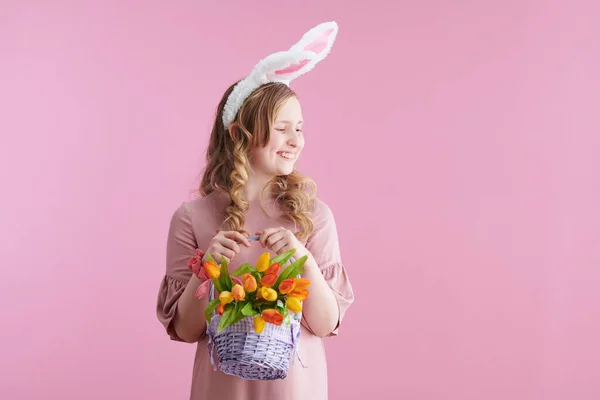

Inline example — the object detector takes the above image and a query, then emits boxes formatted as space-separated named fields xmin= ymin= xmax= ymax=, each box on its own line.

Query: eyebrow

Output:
xmin=275 ymin=120 xmax=303 ymax=124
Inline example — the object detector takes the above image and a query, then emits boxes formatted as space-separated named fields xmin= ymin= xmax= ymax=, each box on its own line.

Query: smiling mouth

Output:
xmin=277 ymin=151 xmax=297 ymax=160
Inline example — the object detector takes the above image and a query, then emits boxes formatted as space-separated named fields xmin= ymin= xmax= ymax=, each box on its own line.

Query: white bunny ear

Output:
xmin=222 ymin=21 xmax=339 ymax=130
xmin=289 ymin=21 xmax=338 ymax=73
xmin=290 ymin=21 xmax=338 ymax=55
xmin=252 ymin=51 xmax=314 ymax=85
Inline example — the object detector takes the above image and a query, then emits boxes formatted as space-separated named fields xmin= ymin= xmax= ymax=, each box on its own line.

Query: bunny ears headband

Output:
xmin=222 ymin=21 xmax=339 ymax=130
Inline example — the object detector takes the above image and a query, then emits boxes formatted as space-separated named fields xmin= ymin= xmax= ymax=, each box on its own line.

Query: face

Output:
xmin=250 ymin=96 xmax=305 ymax=178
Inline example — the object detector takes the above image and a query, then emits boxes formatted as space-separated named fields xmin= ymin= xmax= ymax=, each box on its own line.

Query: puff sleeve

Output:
xmin=303 ymin=199 xmax=354 ymax=336
xmin=156 ymin=202 xmax=197 ymax=342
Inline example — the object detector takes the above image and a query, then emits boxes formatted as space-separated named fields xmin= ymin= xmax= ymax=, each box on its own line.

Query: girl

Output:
xmin=156 ymin=22 xmax=354 ymax=400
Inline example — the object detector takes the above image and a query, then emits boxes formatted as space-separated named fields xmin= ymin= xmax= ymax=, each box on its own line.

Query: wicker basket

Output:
xmin=205 ymin=242 xmax=305 ymax=380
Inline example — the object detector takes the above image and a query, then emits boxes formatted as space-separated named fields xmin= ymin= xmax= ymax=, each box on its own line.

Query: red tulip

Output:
xmin=265 ymin=262 xmax=281 ymax=276
xmin=260 ymin=273 xmax=277 ymax=288
xmin=278 ymin=278 xmax=296 ymax=295
xmin=288 ymin=289 xmax=309 ymax=301
xmin=262 ymin=309 xmax=284 ymax=326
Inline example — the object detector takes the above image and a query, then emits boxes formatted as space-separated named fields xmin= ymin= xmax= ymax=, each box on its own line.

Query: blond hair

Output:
xmin=199 ymin=82 xmax=316 ymax=240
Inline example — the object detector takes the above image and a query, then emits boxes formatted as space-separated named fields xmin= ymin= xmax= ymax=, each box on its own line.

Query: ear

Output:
xmin=228 ymin=123 xmax=237 ymax=140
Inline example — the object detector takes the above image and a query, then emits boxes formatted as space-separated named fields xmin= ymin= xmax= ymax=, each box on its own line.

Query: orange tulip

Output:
xmin=219 ymin=291 xmax=234 ymax=305
xmin=265 ymin=262 xmax=281 ymax=276
xmin=203 ymin=260 xmax=221 ymax=280
xmin=232 ymin=284 xmax=245 ymax=301
xmin=254 ymin=316 xmax=266 ymax=334
xmin=288 ymin=289 xmax=309 ymax=301
xmin=286 ymin=296 xmax=302 ymax=313
xmin=259 ymin=287 xmax=278 ymax=302
xmin=260 ymin=273 xmax=277 ymax=288
xmin=278 ymin=278 xmax=296 ymax=295
xmin=242 ymin=274 xmax=257 ymax=293
xmin=256 ymin=252 xmax=270 ymax=272
xmin=217 ymin=303 xmax=225 ymax=315
xmin=262 ymin=309 xmax=284 ymax=326
xmin=293 ymin=278 xmax=310 ymax=291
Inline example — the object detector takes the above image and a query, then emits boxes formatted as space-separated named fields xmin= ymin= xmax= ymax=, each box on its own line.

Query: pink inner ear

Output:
xmin=273 ymin=59 xmax=310 ymax=75
xmin=304 ymin=28 xmax=334 ymax=54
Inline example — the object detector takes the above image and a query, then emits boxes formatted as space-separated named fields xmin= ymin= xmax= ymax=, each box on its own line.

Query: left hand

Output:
xmin=256 ymin=227 xmax=308 ymax=258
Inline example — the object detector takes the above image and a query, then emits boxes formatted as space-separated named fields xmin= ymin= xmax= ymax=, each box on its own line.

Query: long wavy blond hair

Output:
xmin=199 ymin=81 xmax=316 ymax=240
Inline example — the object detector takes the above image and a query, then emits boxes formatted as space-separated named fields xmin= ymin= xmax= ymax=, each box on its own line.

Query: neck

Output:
xmin=243 ymin=173 xmax=274 ymax=203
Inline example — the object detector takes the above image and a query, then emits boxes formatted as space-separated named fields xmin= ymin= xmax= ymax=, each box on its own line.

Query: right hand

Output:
xmin=202 ymin=230 xmax=251 ymax=264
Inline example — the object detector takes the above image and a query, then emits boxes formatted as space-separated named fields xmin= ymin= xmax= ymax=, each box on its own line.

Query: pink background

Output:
xmin=1 ymin=1 xmax=599 ymax=399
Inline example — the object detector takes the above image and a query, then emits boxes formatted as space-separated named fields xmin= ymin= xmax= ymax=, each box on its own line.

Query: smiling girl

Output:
xmin=156 ymin=22 xmax=354 ymax=400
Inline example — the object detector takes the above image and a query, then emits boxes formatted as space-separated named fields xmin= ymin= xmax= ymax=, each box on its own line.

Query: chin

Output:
xmin=275 ymin=166 xmax=295 ymax=176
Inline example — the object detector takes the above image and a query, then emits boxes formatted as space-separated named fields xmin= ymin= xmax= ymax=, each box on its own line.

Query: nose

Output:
xmin=287 ymin=130 xmax=302 ymax=148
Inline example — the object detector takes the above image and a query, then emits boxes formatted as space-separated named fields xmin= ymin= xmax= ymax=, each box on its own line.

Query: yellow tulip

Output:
xmin=259 ymin=286 xmax=278 ymax=302
xmin=219 ymin=291 xmax=234 ymax=305
xmin=286 ymin=296 xmax=302 ymax=313
xmin=254 ymin=315 xmax=266 ymax=334
xmin=256 ymin=252 xmax=271 ymax=272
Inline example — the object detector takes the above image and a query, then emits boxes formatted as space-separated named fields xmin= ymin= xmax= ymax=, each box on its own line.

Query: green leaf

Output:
xmin=213 ymin=278 xmax=224 ymax=294
xmin=270 ymin=249 xmax=296 ymax=266
xmin=250 ymin=270 xmax=261 ymax=282
xmin=276 ymin=300 xmax=284 ymax=309
xmin=274 ymin=255 xmax=308 ymax=288
xmin=231 ymin=302 xmax=249 ymax=325
xmin=232 ymin=263 xmax=256 ymax=277
xmin=204 ymin=298 xmax=221 ymax=323
xmin=217 ymin=304 xmax=235 ymax=333
xmin=206 ymin=253 xmax=217 ymax=263
xmin=219 ymin=257 xmax=232 ymax=292
xmin=241 ymin=302 xmax=258 ymax=316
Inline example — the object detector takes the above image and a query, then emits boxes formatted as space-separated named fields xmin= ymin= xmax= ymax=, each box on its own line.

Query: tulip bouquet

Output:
xmin=188 ymin=249 xmax=310 ymax=334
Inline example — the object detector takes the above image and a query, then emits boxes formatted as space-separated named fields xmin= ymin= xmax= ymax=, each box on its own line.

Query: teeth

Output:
xmin=279 ymin=152 xmax=295 ymax=160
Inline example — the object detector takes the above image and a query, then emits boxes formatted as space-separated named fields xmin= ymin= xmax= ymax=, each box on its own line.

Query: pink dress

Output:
xmin=156 ymin=192 xmax=354 ymax=400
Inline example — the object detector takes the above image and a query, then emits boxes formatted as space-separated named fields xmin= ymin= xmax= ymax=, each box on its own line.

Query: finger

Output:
xmin=222 ymin=231 xmax=251 ymax=248
xmin=266 ymin=232 xmax=285 ymax=251
xmin=215 ymin=244 xmax=236 ymax=261
xmin=222 ymin=238 xmax=242 ymax=254
xmin=218 ymin=231 xmax=246 ymax=249
xmin=272 ymin=239 xmax=288 ymax=254
xmin=259 ymin=228 xmax=281 ymax=248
